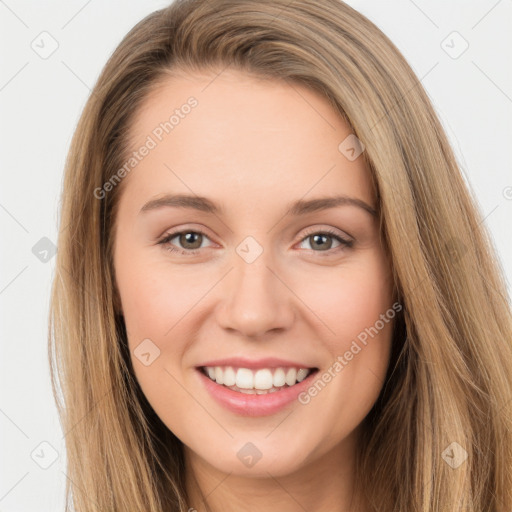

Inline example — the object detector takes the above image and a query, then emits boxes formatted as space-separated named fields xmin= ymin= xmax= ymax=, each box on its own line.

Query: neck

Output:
xmin=184 ymin=427 xmax=369 ymax=512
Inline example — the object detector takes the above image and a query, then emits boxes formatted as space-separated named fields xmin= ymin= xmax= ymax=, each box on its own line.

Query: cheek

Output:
xmin=114 ymin=245 xmax=196 ymax=413
xmin=294 ymin=252 xmax=394 ymax=411
xmin=115 ymin=242 xmax=216 ymax=387
xmin=300 ymin=254 xmax=393 ymax=353
xmin=115 ymin=241 xmax=187 ymax=343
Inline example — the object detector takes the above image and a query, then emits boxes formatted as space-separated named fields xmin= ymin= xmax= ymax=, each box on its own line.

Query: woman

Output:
xmin=49 ymin=0 xmax=512 ymax=510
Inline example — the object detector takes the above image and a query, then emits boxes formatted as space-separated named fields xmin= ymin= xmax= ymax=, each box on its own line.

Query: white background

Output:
xmin=1 ymin=1 xmax=511 ymax=510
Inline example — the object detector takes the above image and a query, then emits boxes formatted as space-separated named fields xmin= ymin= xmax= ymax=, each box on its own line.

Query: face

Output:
xmin=113 ymin=68 xmax=395 ymax=479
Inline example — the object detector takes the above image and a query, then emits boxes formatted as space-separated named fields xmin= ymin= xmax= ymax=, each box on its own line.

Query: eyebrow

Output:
xmin=139 ymin=193 xmax=377 ymax=217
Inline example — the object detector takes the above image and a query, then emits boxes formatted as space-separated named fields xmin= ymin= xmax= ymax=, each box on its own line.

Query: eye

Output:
xmin=158 ymin=229 xmax=213 ymax=255
xmin=297 ymin=228 xmax=353 ymax=255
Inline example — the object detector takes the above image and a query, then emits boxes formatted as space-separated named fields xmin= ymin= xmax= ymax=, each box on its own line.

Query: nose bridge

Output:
xmin=216 ymin=235 xmax=294 ymax=337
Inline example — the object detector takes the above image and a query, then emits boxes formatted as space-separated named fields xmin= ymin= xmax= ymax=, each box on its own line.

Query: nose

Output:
xmin=215 ymin=249 xmax=296 ymax=338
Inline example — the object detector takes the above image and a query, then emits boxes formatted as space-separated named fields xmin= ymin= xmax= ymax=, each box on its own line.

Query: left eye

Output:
xmin=297 ymin=230 xmax=351 ymax=252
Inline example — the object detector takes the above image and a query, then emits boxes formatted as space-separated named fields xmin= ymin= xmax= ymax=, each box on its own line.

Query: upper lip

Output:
xmin=197 ymin=357 xmax=317 ymax=370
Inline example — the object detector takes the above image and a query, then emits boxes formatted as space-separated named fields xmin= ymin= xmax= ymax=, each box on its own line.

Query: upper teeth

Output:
xmin=204 ymin=366 xmax=311 ymax=390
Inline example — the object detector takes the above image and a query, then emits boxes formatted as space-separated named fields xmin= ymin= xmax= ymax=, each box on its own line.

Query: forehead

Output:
xmin=121 ymin=68 xmax=375 ymax=212
xmin=131 ymin=67 xmax=347 ymax=149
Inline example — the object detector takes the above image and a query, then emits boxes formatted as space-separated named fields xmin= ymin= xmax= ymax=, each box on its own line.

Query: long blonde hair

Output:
xmin=49 ymin=0 xmax=512 ymax=510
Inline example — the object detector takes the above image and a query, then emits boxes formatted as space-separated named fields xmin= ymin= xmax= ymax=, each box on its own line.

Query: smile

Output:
xmin=200 ymin=366 xmax=315 ymax=394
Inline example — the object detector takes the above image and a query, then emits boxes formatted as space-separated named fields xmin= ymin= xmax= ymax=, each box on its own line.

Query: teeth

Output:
xmin=285 ymin=368 xmax=297 ymax=386
xmin=254 ymin=369 xmax=273 ymax=390
xmin=215 ymin=366 xmax=224 ymax=385
xmin=273 ymin=368 xmax=286 ymax=387
xmin=203 ymin=365 xmax=313 ymax=391
xmin=223 ymin=366 xmax=236 ymax=386
xmin=225 ymin=385 xmax=288 ymax=394
xmin=296 ymin=368 xmax=309 ymax=382
xmin=236 ymin=368 xmax=254 ymax=389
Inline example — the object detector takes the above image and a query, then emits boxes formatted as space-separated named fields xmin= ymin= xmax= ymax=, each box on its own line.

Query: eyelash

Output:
xmin=157 ymin=227 xmax=353 ymax=257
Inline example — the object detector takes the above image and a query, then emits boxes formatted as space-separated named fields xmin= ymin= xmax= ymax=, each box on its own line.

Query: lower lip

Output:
xmin=196 ymin=368 xmax=318 ymax=417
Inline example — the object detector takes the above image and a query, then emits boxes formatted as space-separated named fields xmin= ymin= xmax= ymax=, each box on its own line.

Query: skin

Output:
xmin=113 ymin=68 xmax=395 ymax=512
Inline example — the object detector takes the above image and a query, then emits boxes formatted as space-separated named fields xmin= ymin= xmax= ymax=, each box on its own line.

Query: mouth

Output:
xmin=198 ymin=365 xmax=319 ymax=395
